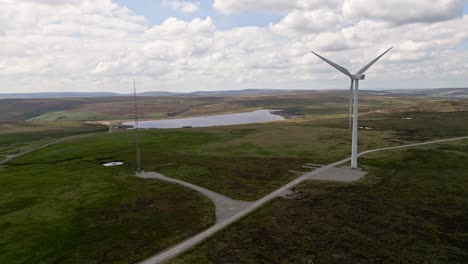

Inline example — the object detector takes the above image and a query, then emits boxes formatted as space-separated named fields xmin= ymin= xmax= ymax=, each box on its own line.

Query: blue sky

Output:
xmin=464 ymin=3 xmax=468 ymax=50
xmin=117 ymin=0 xmax=468 ymax=29
xmin=113 ymin=0 xmax=283 ymax=29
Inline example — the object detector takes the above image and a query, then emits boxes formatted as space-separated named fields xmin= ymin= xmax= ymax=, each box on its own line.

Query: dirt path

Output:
xmin=138 ymin=172 xmax=252 ymax=223
xmin=138 ymin=136 xmax=468 ymax=264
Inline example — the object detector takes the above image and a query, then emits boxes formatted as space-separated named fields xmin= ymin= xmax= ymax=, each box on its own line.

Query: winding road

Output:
xmin=138 ymin=136 xmax=468 ymax=264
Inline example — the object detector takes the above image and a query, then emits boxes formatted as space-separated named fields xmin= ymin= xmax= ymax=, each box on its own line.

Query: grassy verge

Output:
xmin=173 ymin=140 xmax=468 ymax=263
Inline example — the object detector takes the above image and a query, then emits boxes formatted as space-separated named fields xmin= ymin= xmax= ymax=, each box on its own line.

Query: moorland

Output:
xmin=1 ymin=89 xmax=467 ymax=263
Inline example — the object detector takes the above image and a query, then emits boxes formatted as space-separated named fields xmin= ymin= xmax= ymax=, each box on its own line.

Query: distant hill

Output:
xmin=367 ymin=88 xmax=468 ymax=99
xmin=138 ymin=91 xmax=181 ymax=96
xmin=187 ymin=89 xmax=313 ymax=96
xmin=1 ymin=88 xmax=467 ymax=99
xmin=0 ymin=89 xmax=309 ymax=99
xmin=0 ymin=92 xmax=119 ymax=99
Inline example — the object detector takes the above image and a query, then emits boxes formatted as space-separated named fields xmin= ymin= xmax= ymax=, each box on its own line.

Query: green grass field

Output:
xmin=0 ymin=121 xmax=217 ymax=264
xmin=173 ymin=140 xmax=468 ymax=263
xmin=0 ymin=121 xmax=108 ymax=159
xmin=0 ymin=132 xmax=215 ymax=264
xmin=0 ymin=163 xmax=214 ymax=264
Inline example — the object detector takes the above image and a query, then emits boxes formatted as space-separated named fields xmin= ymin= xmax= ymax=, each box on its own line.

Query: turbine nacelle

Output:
xmin=352 ymin=74 xmax=365 ymax=80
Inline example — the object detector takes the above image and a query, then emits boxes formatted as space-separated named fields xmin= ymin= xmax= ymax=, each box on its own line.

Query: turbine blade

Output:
xmin=311 ymin=51 xmax=352 ymax=77
xmin=357 ymin=47 xmax=393 ymax=75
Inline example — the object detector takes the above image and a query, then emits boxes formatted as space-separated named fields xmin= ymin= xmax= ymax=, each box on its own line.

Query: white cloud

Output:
xmin=213 ymin=0 xmax=342 ymax=14
xmin=162 ymin=0 xmax=200 ymax=13
xmin=145 ymin=17 xmax=215 ymax=38
xmin=343 ymin=0 xmax=464 ymax=25
xmin=270 ymin=9 xmax=342 ymax=35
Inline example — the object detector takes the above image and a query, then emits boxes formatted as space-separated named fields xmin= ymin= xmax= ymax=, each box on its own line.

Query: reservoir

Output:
xmin=123 ymin=109 xmax=284 ymax=129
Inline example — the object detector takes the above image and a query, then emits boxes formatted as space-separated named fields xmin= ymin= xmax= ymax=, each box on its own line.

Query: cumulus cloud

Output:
xmin=343 ymin=0 xmax=464 ymax=25
xmin=162 ymin=0 xmax=200 ymax=13
xmin=270 ymin=9 xmax=343 ymax=35
xmin=145 ymin=17 xmax=215 ymax=38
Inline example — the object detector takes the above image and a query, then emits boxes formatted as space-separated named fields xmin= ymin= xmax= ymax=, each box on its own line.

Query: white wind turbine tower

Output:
xmin=311 ymin=47 xmax=392 ymax=169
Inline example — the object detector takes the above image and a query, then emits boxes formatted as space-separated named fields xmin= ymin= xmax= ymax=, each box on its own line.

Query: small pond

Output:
xmin=102 ymin=161 xmax=124 ymax=167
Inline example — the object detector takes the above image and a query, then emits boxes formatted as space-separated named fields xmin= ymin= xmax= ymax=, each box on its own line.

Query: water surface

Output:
xmin=102 ymin=161 xmax=124 ymax=167
xmin=124 ymin=109 xmax=283 ymax=129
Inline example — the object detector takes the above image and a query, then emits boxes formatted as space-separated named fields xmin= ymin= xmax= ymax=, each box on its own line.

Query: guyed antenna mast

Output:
xmin=133 ymin=79 xmax=141 ymax=173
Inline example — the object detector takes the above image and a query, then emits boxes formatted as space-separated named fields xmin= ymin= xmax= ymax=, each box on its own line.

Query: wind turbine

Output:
xmin=311 ymin=47 xmax=392 ymax=169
